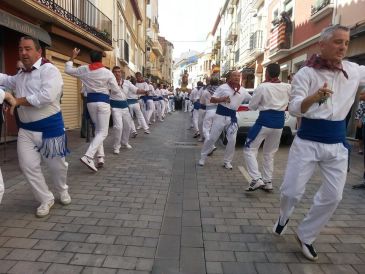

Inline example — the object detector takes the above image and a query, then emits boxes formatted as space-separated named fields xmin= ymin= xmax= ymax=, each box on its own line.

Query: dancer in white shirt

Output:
xmin=199 ymin=71 xmax=251 ymax=169
xmin=65 ymin=48 xmax=121 ymax=171
xmin=244 ymin=63 xmax=291 ymax=191
xmin=191 ymin=82 xmax=204 ymax=138
xmin=0 ymin=88 xmax=16 ymax=204
xmin=273 ymin=25 xmax=365 ymax=261
xmin=201 ymin=78 xmax=219 ymax=141
xmin=111 ymin=66 xmax=135 ymax=154
xmin=128 ymin=72 xmax=150 ymax=134
xmin=0 ymin=36 xmax=71 ymax=217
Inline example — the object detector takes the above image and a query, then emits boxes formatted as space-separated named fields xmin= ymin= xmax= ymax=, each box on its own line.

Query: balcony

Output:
xmin=34 ymin=0 xmax=112 ymax=46
xmin=150 ymin=68 xmax=162 ymax=79
xmin=152 ymin=40 xmax=163 ymax=56
xmin=225 ymin=24 xmax=238 ymax=46
xmin=269 ymin=23 xmax=290 ymax=52
xmin=310 ymin=0 xmax=334 ymax=22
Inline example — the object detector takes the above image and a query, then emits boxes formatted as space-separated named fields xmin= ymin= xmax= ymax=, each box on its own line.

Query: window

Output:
xmin=284 ymin=0 xmax=294 ymax=19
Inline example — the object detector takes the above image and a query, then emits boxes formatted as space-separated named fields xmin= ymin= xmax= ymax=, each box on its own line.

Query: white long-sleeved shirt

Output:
xmin=0 ymin=88 xmax=4 ymax=104
xmin=65 ymin=61 xmax=120 ymax=96
xmin=249 ymin=82 xmax=291 ymax=111
xmin=148 ymin=84 xmax=155 ymax=96
xmin=110 ymin=79 xmax=132 ymax=101
xmin=213 ymin=83 xmax=252 ymax=111
xmin=119 ymin=80 xmax=139 ymax=100
xmin=190 ymin=87 xmax=203 ymax=102
xmin=289 ymin=61 xmax=365 ymax=120
xmin=0 ymin=58 xmax=63 ymax=123
xmin=136 ymin=82 xmax=149 ymax=99
xmin=155 ymin=88 xmax=162 ymax=97
xmin=200 ymin=87 xmax=218 ymax=107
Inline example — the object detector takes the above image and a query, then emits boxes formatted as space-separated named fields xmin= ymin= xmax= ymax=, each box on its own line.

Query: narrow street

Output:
xmin=1 ymin=111 xmax=365 ymax=274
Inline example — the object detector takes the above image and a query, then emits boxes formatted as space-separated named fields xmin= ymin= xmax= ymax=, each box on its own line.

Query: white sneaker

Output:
xmin=246 ymin=178 xmax=265 ymax=191
xmin=60 ymin=191 xmax=71 ymax=205
xmin=263 ymin=182 xmax=273 ymax=191
xmin=296 ymin=234 xmax=318 ymax=261
xmin=80 ymin=156 xmax=97 ymax=172
xmin=113 ymin=149 xmax=120 ymax=155
xmin=144 ymin=130 xmax=151 ymax=134
xmin=198 ymin=159 xmax=205 ymax=166
xmin=136 ymin=125 xmax=142 ymax=130
xmin=223 ymin=162 xmax=233 ymax=170
xmin=36 ymin=200 xmax=54 ymax=217
xmin=96 ymin=157 xmax=104 ymax=168
xmin=123 ymin=144 xmax=132 ymax=149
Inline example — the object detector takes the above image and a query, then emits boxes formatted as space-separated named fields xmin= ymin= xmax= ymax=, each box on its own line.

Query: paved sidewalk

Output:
xmin=1 ymin=111 xmax=365 ymax=274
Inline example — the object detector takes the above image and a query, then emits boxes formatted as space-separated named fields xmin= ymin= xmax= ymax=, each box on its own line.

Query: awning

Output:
xmin=0 ymin=10 xmax=51 ymax=46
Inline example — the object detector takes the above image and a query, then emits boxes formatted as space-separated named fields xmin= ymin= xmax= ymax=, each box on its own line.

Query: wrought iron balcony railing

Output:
xmin=35 ymin=0 xmax=112 ymax=45
xmin=311 ymin=0 xmax=331 ymax=16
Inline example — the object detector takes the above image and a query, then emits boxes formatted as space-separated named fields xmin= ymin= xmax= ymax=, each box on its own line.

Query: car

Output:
xmin=221 ymin=97 xmax=297 ymax=146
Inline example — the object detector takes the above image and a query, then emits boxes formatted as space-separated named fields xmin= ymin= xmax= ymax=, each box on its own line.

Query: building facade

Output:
xmin=1 ymin=0 xmax=113 ymax=133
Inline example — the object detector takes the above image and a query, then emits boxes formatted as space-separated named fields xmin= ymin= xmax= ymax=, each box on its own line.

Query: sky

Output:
xmin=158 ymin=0 xmax=223 ymax=59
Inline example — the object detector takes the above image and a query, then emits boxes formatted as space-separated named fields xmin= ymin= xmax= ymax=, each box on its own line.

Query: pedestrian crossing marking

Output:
xmin=238 ymin=165 xmax=251 ymax=183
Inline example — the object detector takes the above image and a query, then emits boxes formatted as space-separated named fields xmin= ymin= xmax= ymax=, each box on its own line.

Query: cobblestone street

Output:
xmin=1 ymin=111 xmax=365 ymax=274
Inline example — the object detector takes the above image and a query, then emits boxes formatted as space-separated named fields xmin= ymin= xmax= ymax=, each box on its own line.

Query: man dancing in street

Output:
xmin=243 ymin=63 xmax=291 ymax=191
xmin=273 ymin=25 xmax=365 ymax=261
xmin=65 ymin=48 xmax=121 ymax=171
xmin=198 ymin=71 xmax=251 ymax=169
xmin=110 ymin=66 xmax=134 ymax=154
xmin=0 ymin=36 xmax=71 ymax=217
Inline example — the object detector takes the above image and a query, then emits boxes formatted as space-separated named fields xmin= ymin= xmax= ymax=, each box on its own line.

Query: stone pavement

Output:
xmin=1 ymin=111 xmax=365 ymax=274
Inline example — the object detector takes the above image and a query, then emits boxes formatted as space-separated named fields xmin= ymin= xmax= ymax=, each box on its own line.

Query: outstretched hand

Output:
xmin=72 ymin=48 xmax=80 ymax=59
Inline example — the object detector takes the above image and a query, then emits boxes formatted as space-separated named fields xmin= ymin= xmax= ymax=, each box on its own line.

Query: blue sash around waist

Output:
xmin=200 ymin=104 xmax=207 ymax=110
xmin=110 ymin=100 xmax=128 ymax=109
xmin=153 ymin=96 xmax=159 ymax=101
xmin=146 ymin=96 xmax=153 ymax=100
xmin=158 ymin=97 xmax=164 ymax=101
xmin=16 ymin=111 xmax=69 ymax=158
xmin=87 ymin=93 xmax=110 ymax=104
xmin=193 ymin=101 xmax=201 ymax=110
xmin=185 ymin=98 xmax=190 ymax=100
xmin=245 ymin=110 xmax=285 ymax=147
xmin=127 ymin=99 xmax=138 ymax=105
xmin=216 ymin=104 xmax=237 ymax=123
xmin=298 ymin=117 xmax=347 ymax=145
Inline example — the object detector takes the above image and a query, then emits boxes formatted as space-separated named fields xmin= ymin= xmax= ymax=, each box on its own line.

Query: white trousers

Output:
xmin=279 ymin=136 xmax=348 ymax=244
xmin=202 ymin=108 xmax=216 ymax=140
xmin=161 ymin=100 xmax=166 ymax=116
xmin=111 ymin=107 xmax=132 ymax=150
xmin=201 ymin=115 xmax=237 ymax=164
xmin=243 ymin=127 xmax=282 ymax=182
xmin=17 ymin=128 xmax=69 ymax=204
xmin=154 ymin=101 xmax=162 ymax=121
xmin=128 ymin=102 xmax=149 ymax=130
xmin=143 ymin=100 xmax=154 ymax=123
xmin=198 ymin=109 xmax=206 ymax=137
xmin=184 ymin=100 xmax=190 ymax=112
xmin=169 ymin=99 xmax=175 ymax=112
xmin=0 ymin=168 xmax=3 ymax=204
xmin=85 ymin=102 xmax=110 ymax=159
xmin=192 ymin=108 xmax=200 ymax=133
